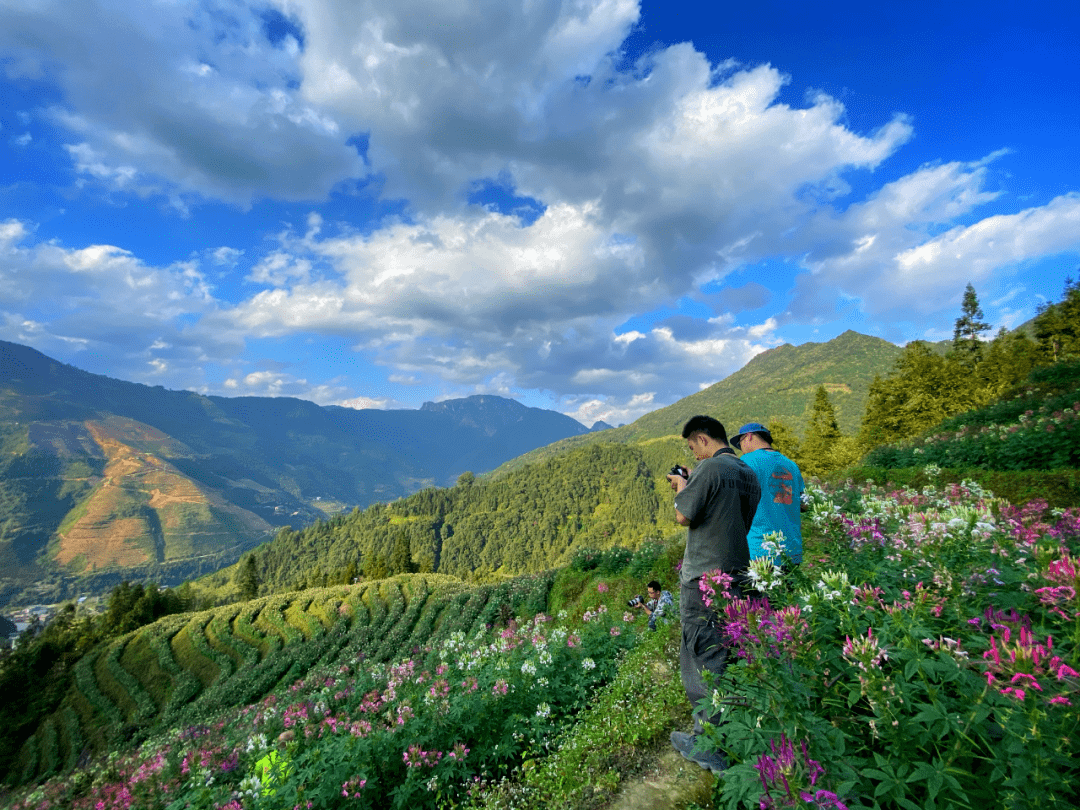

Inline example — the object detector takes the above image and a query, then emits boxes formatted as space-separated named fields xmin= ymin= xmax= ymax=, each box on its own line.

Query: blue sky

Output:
xmin=1 ymin=0 xmax=1077 ymax=427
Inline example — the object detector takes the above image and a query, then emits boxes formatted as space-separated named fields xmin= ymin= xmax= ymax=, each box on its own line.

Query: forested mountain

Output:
xmin=493 ymin=330 xmax=904 ymax=475
xmin=0 ymin=341 xmax=592 ymax=607
xmin=199 ymin=438 xmax=683 ymax=596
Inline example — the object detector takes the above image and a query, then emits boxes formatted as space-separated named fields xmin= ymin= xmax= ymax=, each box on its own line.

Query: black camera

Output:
xmin=627 ymin=595 xmax=644 ymax=608
xmin=669 ymin=464 xmax=689 ymax=478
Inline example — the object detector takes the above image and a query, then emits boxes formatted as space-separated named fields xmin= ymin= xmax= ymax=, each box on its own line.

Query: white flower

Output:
xmin=535 ymin=702 xmax=551 ymax=719
xmin=582 ymin=657 xmax=596 ymax=671
xmin=521 ymin=660 xmax=537 ymax=676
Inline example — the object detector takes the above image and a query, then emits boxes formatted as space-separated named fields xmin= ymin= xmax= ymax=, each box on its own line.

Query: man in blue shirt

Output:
xmin=729 ymin=422 xmax=804 ymax=565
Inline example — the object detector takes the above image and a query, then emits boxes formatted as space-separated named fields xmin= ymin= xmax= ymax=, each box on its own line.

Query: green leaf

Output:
xmin=913 ymin=705 xmax=945 ymax=725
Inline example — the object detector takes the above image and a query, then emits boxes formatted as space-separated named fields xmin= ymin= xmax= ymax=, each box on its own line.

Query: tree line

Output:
xmin=766 ymin=275 xmax=1080 ymax=476
xmin=0 ymin=581 xmax=198 ymax=780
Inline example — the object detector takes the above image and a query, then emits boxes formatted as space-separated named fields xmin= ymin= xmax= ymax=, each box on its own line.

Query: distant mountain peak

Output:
xmin=419 ymin=394 xmax=525 ymax=414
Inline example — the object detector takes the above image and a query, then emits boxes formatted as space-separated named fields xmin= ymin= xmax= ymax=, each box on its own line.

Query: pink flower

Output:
xmin=597 ymin=582 xmax=609 ymax=593
xmin=1010 ymin=673 xmax=1042 ymax=691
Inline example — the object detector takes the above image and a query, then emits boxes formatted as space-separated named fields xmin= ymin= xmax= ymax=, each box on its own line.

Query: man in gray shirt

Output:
xmin=667 ymin=415 xmax=761 ymax=773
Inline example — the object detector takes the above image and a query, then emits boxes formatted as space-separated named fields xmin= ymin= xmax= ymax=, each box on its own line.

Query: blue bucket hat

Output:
xmin=730 ymin=422 xmax=771 ymax=449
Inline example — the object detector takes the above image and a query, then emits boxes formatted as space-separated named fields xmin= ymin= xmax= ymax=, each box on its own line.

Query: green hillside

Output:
xmin=199 ymin=438 xmax=687 ymax=599
xmin=4 ymin=317 xmax=1080 ymax=809
xmin=620 ymin=330 xmax=903 ymax=439
xmin=494 ymin=330 xmax=903 ymax=476
xmin=5 ymin=572 xmax=554 ymax=785
xmin=0 ymin=340 xmax=594 ymax=607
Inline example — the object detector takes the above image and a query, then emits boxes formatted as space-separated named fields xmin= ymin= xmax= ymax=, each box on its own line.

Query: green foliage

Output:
xmin=857 ymin=279 xmax=1080 ymax=467
xmin=863 ymin=365 xmax=1080 ymax=473
xmin=766 ymin=419 xmax=801 ymax=460
xmin=952 ymin=282 xmax=991 ymax=363
xmin=568 ymin=546 xmax=632 ymax=574
xmin=799 ymin=386 xmax=842 ymax=477
xmin=2 ymin=564 xmax=649 ymax=808
xmin=235 ymin=554 xmax=261 ymax=601
xmin=838 ymin=466 xmax=1080 ymax=510
xmin=201 ymin=441 xmax=666 ymax=599
xmin=478 ymin=623 xmax=689 ymax=809
xmin=696 ymin=480 xmax=1080 ymax=810
xmin=1033 ymin=275 xmax=1080 ymax=362
xmin=0 ymin=580 xmax=191 ymax=784
xmin=3 ymin=570 xmax=560 ymax=787
xmin=859 ymin=342 xmax=985 ymax=452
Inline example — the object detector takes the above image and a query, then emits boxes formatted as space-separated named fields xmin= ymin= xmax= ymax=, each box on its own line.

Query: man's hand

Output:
xmin=667 ymin=472 xmax=687 ymax=493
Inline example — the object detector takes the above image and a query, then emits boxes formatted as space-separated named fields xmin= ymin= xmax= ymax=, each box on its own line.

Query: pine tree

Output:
xmin=236 ymin=554 xmax=260 ymax=601
xmin=766 ymin=420 xmax=802 ymax=465
xmin=1033 ymin=275 xmax=1080 ymax=362
xmin=800 ymin=386 xmax=842 ymax=476
xmin=952 ymin=283 xmax=991 ymax=363
xmin=387 ymin=532 xmax=417 ymax=575
xmin=858 ymin=341 xmax=984 ymax=451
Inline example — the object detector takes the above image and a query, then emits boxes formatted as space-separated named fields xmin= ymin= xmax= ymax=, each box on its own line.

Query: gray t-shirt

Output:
xmin=674 ymin=448 xmax=761 ymax=585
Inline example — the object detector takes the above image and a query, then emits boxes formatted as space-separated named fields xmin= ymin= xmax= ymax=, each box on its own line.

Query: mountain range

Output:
xmin=0 ymin=340 xmax=599 ymax=607
xmin=1 ymin=330 xmax=905 ymax=607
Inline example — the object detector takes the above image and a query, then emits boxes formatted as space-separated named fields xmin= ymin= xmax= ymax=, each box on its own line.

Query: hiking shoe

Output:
xmin=670 ymin=731 xmax=727 ymax=774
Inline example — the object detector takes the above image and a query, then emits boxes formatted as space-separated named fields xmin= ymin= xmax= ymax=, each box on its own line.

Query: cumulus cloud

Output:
xmin=1 ymin=0 xmax=1078 ymax=421
xmin=0 ymin=217 xmax=240 ymax=388
xmin=336 ymin=394 xmax=405 ymax=410
xmin=1 ymin=0 xmax=364 ymax=205
xmin=221 ymin=369 xmax=355 ymax=404
xmin=789 ymin=157 xmax=1080 ymax=319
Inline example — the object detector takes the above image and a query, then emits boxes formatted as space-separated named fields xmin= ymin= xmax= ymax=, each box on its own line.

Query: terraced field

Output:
xmin=14 ymin=571 xmax=553 ymax=784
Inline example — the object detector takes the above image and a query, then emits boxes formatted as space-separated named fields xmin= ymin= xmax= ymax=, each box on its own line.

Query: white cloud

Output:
xmin=791 ymin=170 xmax=1080 ymax=319
xmin=1 ymin=1 xmax=1078 ymax=421
xmin=893 ymin=193 xmax=1080 ymax=283
xmin=2 ymin=0 xmax=365 ymax=204
xmin=0 ymin=218 xmax=241 ymax=389
xmin=336 ymin=395 xmax=404 ymax=410
xmin=211 ymin=246 xmax=243 ymax=266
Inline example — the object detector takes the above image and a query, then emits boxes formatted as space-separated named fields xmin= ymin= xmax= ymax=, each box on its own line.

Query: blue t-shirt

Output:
xmin=741 ymin=449 xmax=804 ymax=563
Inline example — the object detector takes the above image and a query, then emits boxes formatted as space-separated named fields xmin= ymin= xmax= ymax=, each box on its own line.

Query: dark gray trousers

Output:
xmin=679 ymin=581 xmax=732 ymax=733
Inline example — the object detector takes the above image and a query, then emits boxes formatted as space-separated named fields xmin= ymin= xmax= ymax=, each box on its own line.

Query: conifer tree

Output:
xmin=236 ymin=554 xmax=260 ymax=601
xmin=858 ymin=341 xmax=983 ymax=451
xmin=800 ymin=386 xmax=842 ymax=476
xmin=363 ymin=554 xmax=389 ymax=581
xmin=1033 ymin=276 xmax=1080 ymax=362
xmin=766 ymin=420 xmax=802 ymax=465
xmin=952 ymin=282 xmax=991 ymax=363
xmin=388 ymin=532 xmax=418 ymax=575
